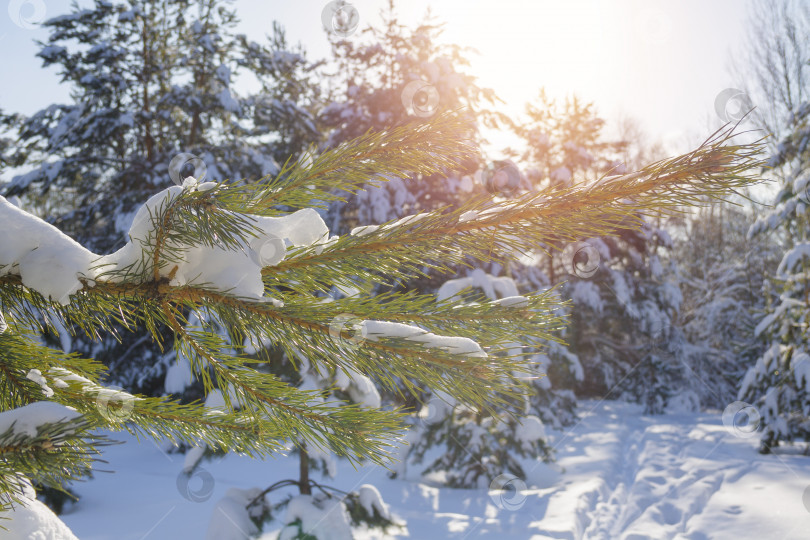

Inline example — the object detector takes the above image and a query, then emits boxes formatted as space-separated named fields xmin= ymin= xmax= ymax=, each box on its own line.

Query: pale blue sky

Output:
xmin=0 ymin=0 xmax=753 ymax=153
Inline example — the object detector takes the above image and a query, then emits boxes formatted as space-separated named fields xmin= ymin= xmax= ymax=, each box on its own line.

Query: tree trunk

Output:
xmin=141 ymin=18 xmax=154 ymax=162
xmin=299 ymin=444 xmax=311 ymax=495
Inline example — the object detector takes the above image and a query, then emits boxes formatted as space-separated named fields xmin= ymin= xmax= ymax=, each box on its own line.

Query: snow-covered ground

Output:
xmin=48 ymin=401 xmax=810 ymax=539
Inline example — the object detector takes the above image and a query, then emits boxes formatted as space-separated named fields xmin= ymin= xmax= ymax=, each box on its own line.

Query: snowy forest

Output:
xmin=0 ymin=0 xmax=809 ymax=538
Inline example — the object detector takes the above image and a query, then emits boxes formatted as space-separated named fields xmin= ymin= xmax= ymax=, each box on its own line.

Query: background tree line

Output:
xmin=1 ymin=0 xmax=806 ymax=536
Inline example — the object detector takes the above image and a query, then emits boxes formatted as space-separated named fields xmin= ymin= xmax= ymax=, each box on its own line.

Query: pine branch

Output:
xmin=0 ymin=324 xmax=402 ymax=465
xmin=263 ymin=123 xmax=766 ymax=291
xmin=243 ymin=112 xmax=477 ymax=212
xmin=0 ymin=416 xmax=110 ymax=512
xmin=0 ymin=115 xmax=766 ymax=476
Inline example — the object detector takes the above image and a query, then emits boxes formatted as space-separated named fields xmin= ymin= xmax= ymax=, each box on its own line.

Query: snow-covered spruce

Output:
xmin=674 ymin=202 xmax=775 ymax=411
xmin=203 ymin=350 xmax=396 ymax=539
xmin=554 ymin=226 xmax=689 ymax=414
xmin=506 ymin=93 xmax=703 ymax=415
xmin=2 ymin=0 xmax=323 ymax=399
xmin=742 ymin=106 xmax=810 ymax=451
xmin=438 ymin=269 xmax=581 ymax=427
xmin=400 ymin=271 xmax=553 ymax=489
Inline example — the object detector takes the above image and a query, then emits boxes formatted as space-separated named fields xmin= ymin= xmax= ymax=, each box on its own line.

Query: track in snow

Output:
xmin=59 ymin=400 xmax=810 ymax=539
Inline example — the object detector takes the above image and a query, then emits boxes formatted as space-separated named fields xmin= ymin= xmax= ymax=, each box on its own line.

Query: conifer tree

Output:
xmin=0 ymin=0 xmax=324 ymax=397
xmin=209 ymin=0 xmax=508 ymax=523
xmin=675 ymin=201 xmax=778 ymax=409
xmin=320 ymin=0 xmax=503 ymax=235
xmin=0 ymin=109 xmax=764 ymax=537
xmin=400 ymin=271 xmax=556 ymax=488
xmin=506 ymin=92 xmax=620 ymax=419
xmin=740 ymin=100 xmax=810 ymax=453
xmin=731 ymin=0 xmax=810 ymax=453
xmin=509 ymin=92 xmax=696 ymax=413
xmin=314 ymin=1 xmax=522 ymax=494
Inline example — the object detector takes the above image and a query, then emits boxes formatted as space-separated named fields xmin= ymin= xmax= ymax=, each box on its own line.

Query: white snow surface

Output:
xmin=53 ymin=400 xmax=810 ymax=539
xmin=1 ymin=186 xmax=329 ymax=304
xmin=793 ymin=352 xmax=810 ymax=393
xmin=360 ymin=320 xmax=486 ymax=357
xmin=183 ymin=389 xmax=234 ymax=473
xmin=0 ymin=479 xmax=80 ymax=540
xmin=492 ymin=295 xmax=529 ymax=308
xmin=0 ymin=195 xmax=97 ymax=304
xmin=277 ymin=495 xmax=354 ymax=540
xmin=182 ymin=445 xmax=206 ymax=475
xmin=163 ymin=353 xmax=193 ymax=395
xmin=349 ymin=212 xmax=429 ymax=238
xmin=515 ymin=415 xmax=545 ymax=443
xmin=357 ymin=484 xmax=390 ymax=520
xmin=0 ymin=401 xmax=80 ymax=438
xmin=25 ymin=369 xmax=54 ymax=398
xmin=777 ymin=242 xmax=810 ymax=277
xmin=333 ymin=367 xmax=381 ymax=409
xmin=437 ymin=269 xmax=519 ymax=302
xmin=204 ymin=487 xmax=262 ymax=540
xmin=99 ymin=185 xmax=328 ymax=298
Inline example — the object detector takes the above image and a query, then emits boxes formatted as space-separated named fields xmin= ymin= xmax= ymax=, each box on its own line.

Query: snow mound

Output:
xmin=278 ymin=494 xmax=353 ymax=540
xmin=437 ymin=269 xmax=519 ymax=302
xmin=1 ymin=183 xmax=329 ymax=303
xmin=0 ymin=401 xmax=80 ymax=438
xmin=0 ymin=195 xmax=97 ymax=304
xmin=99 ymin=185 xmax=329 ymax=298
xmin=25 ymin=369 xmax=54 ymax=398
xmin=516 ymin=415 xmax=546 ymax=443
xmin=334 ymin=367 xmax=381 ymax=408
xmin=358 ymin=484 xmax=390 ymax=519
xmin=0 ymin=479 xmax=79 ymax=540
xmin=361 ymin=320 xmax=486 ymax=357
xmin=204 ymin=487 xmax=262 ymax=540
